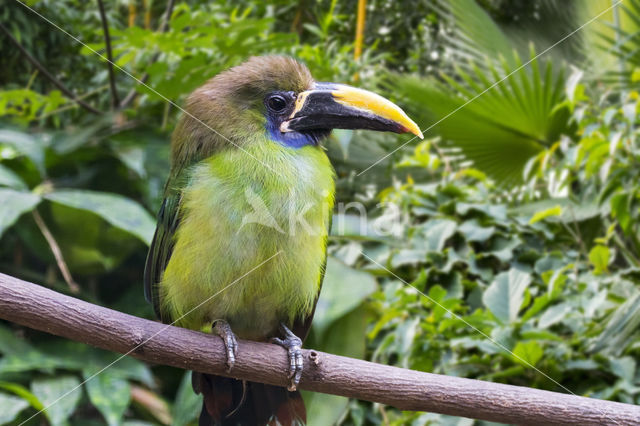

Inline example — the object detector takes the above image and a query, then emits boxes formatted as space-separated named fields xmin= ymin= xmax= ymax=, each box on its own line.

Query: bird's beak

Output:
xmin=280 ymin=83 xmax=423 ymax=139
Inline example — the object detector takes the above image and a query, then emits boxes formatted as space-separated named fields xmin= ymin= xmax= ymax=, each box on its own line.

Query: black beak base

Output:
xmin=285 ymin=90 xmax=407 ymax=135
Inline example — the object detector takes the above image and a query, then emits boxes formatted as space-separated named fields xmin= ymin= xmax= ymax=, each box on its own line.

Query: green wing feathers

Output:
xmin=144 ymin=189 xmax=181 ymax=322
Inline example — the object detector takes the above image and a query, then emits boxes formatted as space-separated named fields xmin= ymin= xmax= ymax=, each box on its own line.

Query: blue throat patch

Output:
xmin=265 ymin=118 xmax=321 ymax=148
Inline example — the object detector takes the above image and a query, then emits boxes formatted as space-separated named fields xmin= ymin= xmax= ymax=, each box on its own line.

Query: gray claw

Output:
xmin=271 ymin=323 xmax=304 ymax=391
xmin=213 ymin=320 xmax=238 ymax=372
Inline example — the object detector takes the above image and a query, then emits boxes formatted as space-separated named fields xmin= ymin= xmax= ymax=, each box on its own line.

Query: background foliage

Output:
xmin=1 ymin=0 xmax=639 ymax=425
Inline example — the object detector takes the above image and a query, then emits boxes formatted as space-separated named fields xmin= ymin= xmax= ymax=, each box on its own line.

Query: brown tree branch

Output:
xmin=0 ymin=22 xmax=101 ymax=115
xmin=119 ymin=0 xmax=176 ymax=109
xmin=0 ymin=272 xmax=638 ymax=425
xmin=97 ymin=0 xmax=120 ymax=108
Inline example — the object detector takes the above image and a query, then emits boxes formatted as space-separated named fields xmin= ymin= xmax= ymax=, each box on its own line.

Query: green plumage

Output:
xmin=159 ymin=138 xmax=334 ymax=337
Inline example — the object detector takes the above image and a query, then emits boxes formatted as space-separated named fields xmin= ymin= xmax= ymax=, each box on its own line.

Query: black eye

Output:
xmin=266 ymin=94 xmax=288 ymax=112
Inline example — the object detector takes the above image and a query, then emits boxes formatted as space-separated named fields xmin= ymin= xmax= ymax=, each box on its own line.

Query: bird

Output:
xmin=144 ymin=55 xmax=422 ymax=426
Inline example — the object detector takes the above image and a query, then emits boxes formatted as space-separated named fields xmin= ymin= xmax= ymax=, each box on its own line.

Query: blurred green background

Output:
xmin=1 ymin=0 xmax=639 ymax=424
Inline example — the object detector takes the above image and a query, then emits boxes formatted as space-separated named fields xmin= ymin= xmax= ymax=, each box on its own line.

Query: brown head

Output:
xmin=171 ymin=55 xmax=422 ymax=164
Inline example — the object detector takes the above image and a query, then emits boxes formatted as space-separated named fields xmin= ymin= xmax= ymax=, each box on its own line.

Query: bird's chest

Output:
xmin=161 ymin=145 xmax=334 ymax=339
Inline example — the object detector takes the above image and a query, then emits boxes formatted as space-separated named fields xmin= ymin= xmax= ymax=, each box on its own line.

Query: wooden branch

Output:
xmin=97 ymin=0 xmax=120 ymax=108
xmin=0 ymin=272 xmax=638 ymax=425
xmin=0 ymin=22 xmax=101 ymax=115
xmin=119 ymin=0 xmax=176 ymax=109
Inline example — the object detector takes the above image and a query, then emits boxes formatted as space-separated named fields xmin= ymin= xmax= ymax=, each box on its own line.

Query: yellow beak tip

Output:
xmin=406 ymin=123 xmax=424 ymax=139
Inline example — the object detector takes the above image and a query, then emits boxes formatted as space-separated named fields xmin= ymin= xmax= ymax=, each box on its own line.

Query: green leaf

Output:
xmin=0 ymin=381 xmax=44 ymax=411
xmin=458 ymin=219 xmax=495 ymax=242
xmin=313 ymin=257 xmax=377 ymax=337
xmin=395 ymin=50 xmax=570 ymax=184
xmin=529 ymin=205 xmax=563 ymax=224
xmin=538 ymin=303 xmax=572 ymax=329
xmin=589 ymin=245 xmax=610 ymax=275
xmin=172 ymin=372 xmax=202 ymax=426
xmin=0 ymin=188 xmax=40 ymax=238
xmin=31 ymin=375 xmax=82 ymax=426
xmin=0 ymin=324 xmax=34 ymax=356
xmin=306 ymin=305 xmax=369 ymax=426
xmin=512 ymin=341 xmax=544 ymax=367
xmin=0 ymin=129 xmax=45 ymax=175
xmin=589 ymin=292 xmax=640 ymax=356
xmin=0 ymin=164 xmax=27 ymax=190
xmin=482 ymin=268 xmax=532 ymax=323
xmin=44 ymin=190 xmax=155 ymax=245
xmin=0 ymin=392 xmax=30 ymax=424
xmin=419 ymin=219 xmax=457 ymax=252
xmin=84 ymin=371 xmax=131 ymax=426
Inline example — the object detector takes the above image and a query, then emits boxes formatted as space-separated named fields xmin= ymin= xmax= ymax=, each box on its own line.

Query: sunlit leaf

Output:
xmin=31 ymin=376 xmax=82 ymax=426
xmin=483 ymin=268 xmax=532 ymax=323
xmin=512 ymin=341 xmax=544 ymax=367
xmin=529 ymin=205 xmax=563 ymax=224
xmin=0 ymin=392 xmax=30 ymax=424
xmin=589 ymin=245 xmax=610 ymax=275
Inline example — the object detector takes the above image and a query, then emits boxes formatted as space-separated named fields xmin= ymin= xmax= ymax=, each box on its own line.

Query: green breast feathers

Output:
xmin=159 ymin=139 xmax=335 ymax=339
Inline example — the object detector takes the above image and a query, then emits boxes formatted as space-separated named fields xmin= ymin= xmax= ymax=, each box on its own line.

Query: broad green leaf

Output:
xmin=84 ymin=371 xmax=131 ymax=426
xmin=172 ymin=372 xmax=203 ymax=426
xmin=512 ymin=341 xmax=544 ymax=367
xmin=589 ymin=292 xmax=640 ymax=356
xmin=0 ymin=164 xmax=27 ymax=190
xmin=458 ymin=219 xmax=495 ymax=242
xmin=512 ymin=198 xmax=604 ymax=223
xmin=44 ymin=190 xmax=155 ymax=245
xmin=483 ymin=268 xmax=532 ymax=323
xmin=0 ymin=188 xmax=40 ymax=238
xmin=609 ymin=357 xmax=636 ymax=380
xmin=0 ymin=129 xmax=45 ymax=175
xmin=529 ymin=205 xmax=563 ymax=224
xmin=589 ymin=245 xmax=610 ymax=275
xmin=419 ymin=219 xmax=457 ymax=252
xmin=313 ymin=256 xmax=377 ymax=337
xmin=538 ymin=303 xmax=571 ymax=329
xmin=0 ymin=392 xmax=30 ymax=424
xmin=31 ymin=376 xmax=82 ymax=426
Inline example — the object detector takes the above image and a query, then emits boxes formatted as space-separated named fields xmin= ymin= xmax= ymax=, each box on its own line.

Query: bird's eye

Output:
xmin=266 ymin=95 xmax=288 ymax=113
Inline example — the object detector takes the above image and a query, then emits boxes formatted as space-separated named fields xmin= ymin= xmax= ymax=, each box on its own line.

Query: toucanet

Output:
xmin=144 ymin=56 xmax=423 ymax=425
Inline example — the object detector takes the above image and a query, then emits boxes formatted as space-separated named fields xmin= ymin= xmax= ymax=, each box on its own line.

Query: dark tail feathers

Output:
xmin=192 ymin=372 xmax=306 ymax=426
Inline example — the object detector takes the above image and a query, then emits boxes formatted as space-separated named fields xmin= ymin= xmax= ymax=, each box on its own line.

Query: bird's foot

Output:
xmin=271 ymin=323 xmax=303 ymax=391
xmin=213 ymin=320 xmax=238 ymax=373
